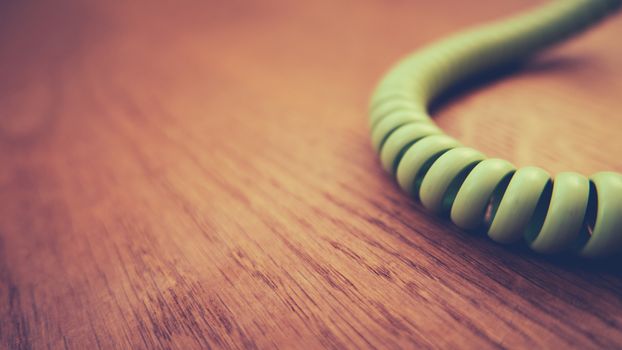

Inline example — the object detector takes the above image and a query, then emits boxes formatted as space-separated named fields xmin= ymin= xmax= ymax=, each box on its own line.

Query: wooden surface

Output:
xmin=1 ymin=0 xmax=622 ymax=348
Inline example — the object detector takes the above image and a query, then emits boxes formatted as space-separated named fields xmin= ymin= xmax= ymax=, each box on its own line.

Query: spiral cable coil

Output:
xmin=370 ymin=0 xmax=622 ymax=257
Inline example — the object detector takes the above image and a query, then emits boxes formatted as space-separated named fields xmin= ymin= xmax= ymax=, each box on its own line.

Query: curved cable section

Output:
xmin=369 ymin=0 xmax=622 ymax=257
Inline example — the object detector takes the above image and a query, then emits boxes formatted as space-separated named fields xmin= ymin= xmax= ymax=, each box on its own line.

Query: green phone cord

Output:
xmin=369 ymin=0 xmax=622 ymax=258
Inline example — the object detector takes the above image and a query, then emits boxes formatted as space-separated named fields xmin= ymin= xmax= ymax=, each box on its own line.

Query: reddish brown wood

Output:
xmin=1 ymin=0 xmax=622 ymax=348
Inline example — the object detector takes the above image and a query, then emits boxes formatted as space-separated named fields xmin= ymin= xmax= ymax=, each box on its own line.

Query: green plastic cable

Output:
xmin=369 ymin=0 xmax=622 ymax=258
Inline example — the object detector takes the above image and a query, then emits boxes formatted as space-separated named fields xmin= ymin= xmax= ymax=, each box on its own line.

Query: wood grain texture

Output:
xmin=1 ymin=0 xmax=622 ymax=348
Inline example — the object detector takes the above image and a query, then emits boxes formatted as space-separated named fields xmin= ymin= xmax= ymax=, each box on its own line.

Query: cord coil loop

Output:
xmin=369 ymin=0 xmax=622 ymax=257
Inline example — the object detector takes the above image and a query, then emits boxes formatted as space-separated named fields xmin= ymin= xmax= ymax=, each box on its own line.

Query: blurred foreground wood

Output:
xmin=1 ymin=0 xmax=622 ymax=348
